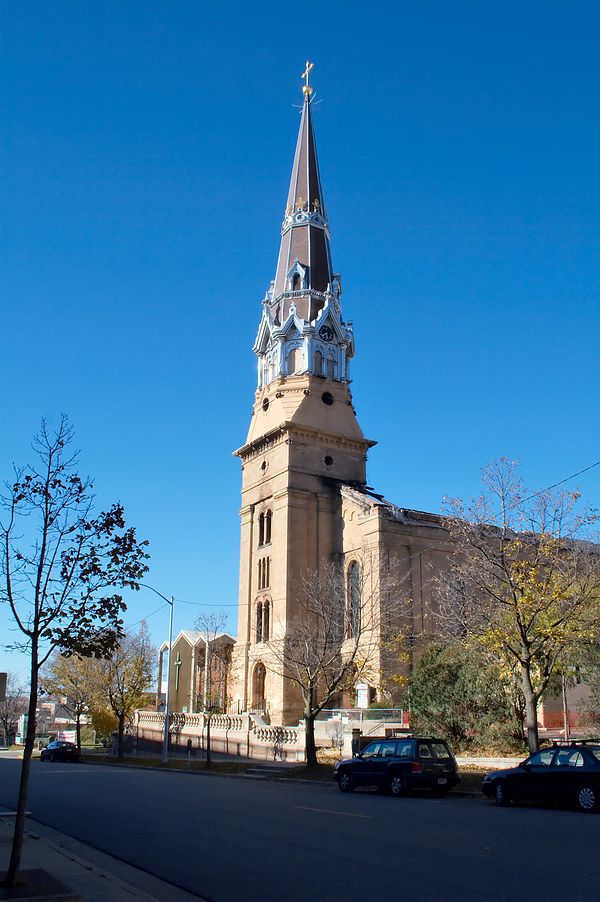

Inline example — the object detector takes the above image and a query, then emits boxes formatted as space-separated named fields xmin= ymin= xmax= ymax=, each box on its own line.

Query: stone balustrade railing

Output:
xmin=249 ymin=719 xmax=301 ymax=746
xmin=136 ymin=709 xmax=305 ymax=762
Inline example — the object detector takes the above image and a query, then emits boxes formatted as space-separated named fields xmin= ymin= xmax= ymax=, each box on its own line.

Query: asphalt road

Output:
xmin=0 ymin=759 xmax=598 ymax=902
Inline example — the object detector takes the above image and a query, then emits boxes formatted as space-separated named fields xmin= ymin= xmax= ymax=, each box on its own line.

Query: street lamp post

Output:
xmin=162 ymin=595 xmax=174 ymax=765
xmin=139 ymin=583 xmax=174 ymax=765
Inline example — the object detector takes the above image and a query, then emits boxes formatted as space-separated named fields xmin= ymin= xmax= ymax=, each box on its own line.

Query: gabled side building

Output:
xmin=158 ymin=630 xmax=235 ymax=715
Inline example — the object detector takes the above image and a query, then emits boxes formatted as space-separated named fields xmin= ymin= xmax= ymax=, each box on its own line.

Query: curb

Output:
xmin=77 ymin=759 xmax=485 ymax=794
xmin=79 ymin=757 xmax=334 ymax=786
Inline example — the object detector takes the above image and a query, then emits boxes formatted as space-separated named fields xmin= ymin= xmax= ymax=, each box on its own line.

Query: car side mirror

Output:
xmin=519 ymin=762 xmax=528 ymax=769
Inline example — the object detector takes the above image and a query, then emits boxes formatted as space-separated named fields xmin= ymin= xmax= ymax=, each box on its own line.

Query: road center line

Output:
xmin=293 ymin=805 xmax=371 ymax=819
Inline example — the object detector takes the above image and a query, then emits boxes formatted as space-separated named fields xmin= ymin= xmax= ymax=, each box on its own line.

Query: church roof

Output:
xmin=159 ymin=629 xmax=236 ymax=652
xmin=340 ymin=484 xmax=448 ymax=530
xmin=271 ymin=72 xmax=334 ymax=323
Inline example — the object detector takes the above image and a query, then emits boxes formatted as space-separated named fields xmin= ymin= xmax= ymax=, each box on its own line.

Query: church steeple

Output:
xmin=253 ymin=62 xmax=354 ymax=391
xmin=272 ymin=68 xmax=333 ymax=321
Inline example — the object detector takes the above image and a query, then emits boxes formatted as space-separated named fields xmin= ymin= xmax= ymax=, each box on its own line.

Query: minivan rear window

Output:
xmin=419 ymin=741 xmax=451 ymax=759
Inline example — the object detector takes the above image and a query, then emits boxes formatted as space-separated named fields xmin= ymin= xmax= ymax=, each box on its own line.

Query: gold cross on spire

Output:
xmin=301 ymin=60 xmax=314 ymax=97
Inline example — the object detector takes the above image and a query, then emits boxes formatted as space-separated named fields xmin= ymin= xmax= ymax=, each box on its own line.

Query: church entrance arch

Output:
xmin=251 ymin=662 xmax=267 ymax=714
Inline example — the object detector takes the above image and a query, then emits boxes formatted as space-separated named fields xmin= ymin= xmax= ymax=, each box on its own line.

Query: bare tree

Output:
xmin=0 ymin=417 xmax=149 ymax=886
xmin=436 ymin=458 xmax=600 ymax=753
xmin=193 ymin=610 xmax=230 ymax=765
xmin=266 ymin=554 xmax=406 ymax=766
xmin=41 ymin=654 xmax=100 ymax=752
xmin=0 ymin=673 xmax=27 ymax=747
xmin=103 ymin=623 xmax=155 ymax=758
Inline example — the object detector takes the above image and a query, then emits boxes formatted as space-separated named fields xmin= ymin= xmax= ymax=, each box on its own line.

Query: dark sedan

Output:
xmin=481 ymin=742 xmax=600 ymax=812
xmin=40 ymin=740 xmax=79 ymax=762
xmin=333 ymin=737 xmax=460 ymax=796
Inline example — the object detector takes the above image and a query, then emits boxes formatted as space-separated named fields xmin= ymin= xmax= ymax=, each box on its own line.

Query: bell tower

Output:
xmin=232 ymin=64 xmax=375 ymax=724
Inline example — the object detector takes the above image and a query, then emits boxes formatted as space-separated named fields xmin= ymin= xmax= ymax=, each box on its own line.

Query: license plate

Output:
xmin=437 ymin=778 xmax=447 ymax=785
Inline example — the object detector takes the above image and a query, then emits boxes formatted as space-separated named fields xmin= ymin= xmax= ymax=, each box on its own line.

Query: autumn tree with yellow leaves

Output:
xmin=437 ymin=459 xmax=600 ymax=753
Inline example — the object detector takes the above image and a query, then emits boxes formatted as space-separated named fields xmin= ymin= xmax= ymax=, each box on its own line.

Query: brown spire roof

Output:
xmin=272 ymin=91 xmax=333 ymax=323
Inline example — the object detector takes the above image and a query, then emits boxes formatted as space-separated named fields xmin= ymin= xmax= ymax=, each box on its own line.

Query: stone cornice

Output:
xmin=233 ymin=425 xmax=289 ymax=461
xmin=234 ymin=419 xmax=375 ymax=462
xmin=286 ymin=422 xmax=376 ymax=453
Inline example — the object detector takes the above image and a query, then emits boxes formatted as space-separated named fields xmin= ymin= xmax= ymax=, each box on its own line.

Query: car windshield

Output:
xmin=361 ymin=743 xmax=381 ymax=758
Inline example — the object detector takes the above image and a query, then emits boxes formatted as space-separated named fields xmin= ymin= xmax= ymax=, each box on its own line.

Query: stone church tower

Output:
xmin=232 ymin=70 xmax=376 ymax=723
xmin=231 ymin=67 xmax=453 ymax=726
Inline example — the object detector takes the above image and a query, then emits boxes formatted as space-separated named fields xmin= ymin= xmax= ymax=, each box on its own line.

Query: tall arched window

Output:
xmin=292 ymin=273 xmax=301 ymax=291
xmin=346 ymin=561 xmax=361 ymax=638
xmin=258 ymin=512 xmax=265 ymax=546
xmin=314 ymin=350 xmax=323 ymax=376
xmin=255 ymin=599 xmax=271 ymax=644
xmin=257 ymin=557 xmax=270 ymax=590
xmin=265 ymin=510 xmax=272 ymax=544
xmin=252 ymin=662 xmax=266 ymax=713
xmin=287 ymin=347 xmax=301 ymax=375
xmin=327 ymin=355 xmax=335 ymax=380
xmin=256 ymin=602 xmax=263 ymax=643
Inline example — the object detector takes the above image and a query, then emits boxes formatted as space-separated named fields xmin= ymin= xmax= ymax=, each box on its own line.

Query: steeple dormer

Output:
xmin=253 ymin=63 xmax=355 ymax=391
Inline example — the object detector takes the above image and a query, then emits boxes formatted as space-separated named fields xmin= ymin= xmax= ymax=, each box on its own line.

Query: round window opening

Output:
xmin=322 ymin=392 xmax=334 ymax=406
xmin=324 ymin=455 xmax=334 ymax=467
xmin=262 ymin=397 xmax=269 ymax=412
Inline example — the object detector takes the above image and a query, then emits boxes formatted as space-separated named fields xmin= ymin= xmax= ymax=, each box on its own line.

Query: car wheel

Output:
xmin=576 ymin=786 xmax=598 ymax=812
xmin=48 ymin=753 xmax=55 ymax=762
xmin=338 ymin=771 xmax=355 ymax=793
xmin=495 ymin=782 xmax=509 ymax=806
xmin=389 ymin=775 xmax=405 ymax=797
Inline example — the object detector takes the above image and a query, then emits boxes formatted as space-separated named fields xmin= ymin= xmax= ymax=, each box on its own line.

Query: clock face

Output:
xmin=319 ymin=326 xmax=334 ymax=342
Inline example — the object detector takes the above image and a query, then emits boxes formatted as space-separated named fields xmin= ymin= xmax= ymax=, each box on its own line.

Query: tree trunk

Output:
xmin=6 ymin=654 xmax=38 ymax=887
xmin=76 ymin=714 xmax=81 ymax=753
xmin=206 ymin=714 xmax=211 ymax=767
xmin=117 ymin=713 xmax=125 ymax=759
xmin=521 ymin=665 xmax=539 ymax=754
xmin=305 ymin=712 xmax=317 ymax=767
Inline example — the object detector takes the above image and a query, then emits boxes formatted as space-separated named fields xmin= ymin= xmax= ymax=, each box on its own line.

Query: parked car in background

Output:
xmin=481 ymin=741 xmax=600 ymax=812
xmin=333 ymin=736 xmax=460 ymax=796
xmin=40 ymin=740 xmax=79 ymax=762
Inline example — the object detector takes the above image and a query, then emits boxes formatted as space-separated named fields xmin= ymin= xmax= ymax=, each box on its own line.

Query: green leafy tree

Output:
xmin=90 ymin=705 xmax=119 ymax=744
xmin=41 ymin=654 xmax=100 ymax=751
xmin=0 ymin=417 xmax=149 ymax=887
xmin=102 ymin=623 xmax=155 ymax=758
xmin=437 ymin=459 xmax=600 ymax=753
xmin=408 ymin=641 xmax=524 ymax=751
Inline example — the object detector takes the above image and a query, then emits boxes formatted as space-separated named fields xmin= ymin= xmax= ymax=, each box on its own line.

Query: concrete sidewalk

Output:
xmin=0 ymin=815 xmax=203 ymax=901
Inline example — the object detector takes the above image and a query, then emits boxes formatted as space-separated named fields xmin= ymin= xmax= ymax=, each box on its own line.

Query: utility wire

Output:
xmin=175 ymin=597 xmax=238 ymax=608
xmin=128 ymin=602 xmax=168 ymax=628
xmin=507 ymin=459 xmax=600 ymax=511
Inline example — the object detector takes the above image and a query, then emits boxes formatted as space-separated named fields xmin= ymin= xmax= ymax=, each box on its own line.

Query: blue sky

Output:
xmin=2 ymin=1 xmax=600 ymax=682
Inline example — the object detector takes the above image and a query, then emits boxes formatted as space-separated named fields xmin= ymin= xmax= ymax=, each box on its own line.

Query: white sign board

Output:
xmin=356 ymin=683 xmax=369 ymax=709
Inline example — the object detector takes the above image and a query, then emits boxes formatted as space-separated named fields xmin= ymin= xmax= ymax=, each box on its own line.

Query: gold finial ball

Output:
xmin=302 ymin=85 xmax=313 ymax=96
